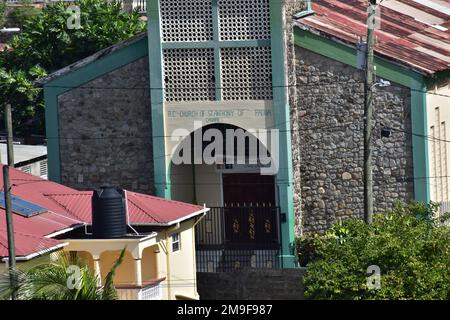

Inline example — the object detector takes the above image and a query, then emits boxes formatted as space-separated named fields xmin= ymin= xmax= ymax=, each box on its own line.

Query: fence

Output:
xmin=195 ymin=206 xmax=282 ymax=272
xmin=5 ymin=0 xmax=147 ymax=13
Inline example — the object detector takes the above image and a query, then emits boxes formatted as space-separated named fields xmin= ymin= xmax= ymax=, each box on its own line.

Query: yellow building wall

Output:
xmin=100 ymin=250 xmax=136 ymax=285
xmin=171 ymin=163 xmax=222 ymax=207
xmin=195 ymin=164 xmax=222 ymax=206
xmin=141 ymin=245 xmax=158 ymax=282
xmin=156 ymin=218 xmax=200 ymax=300
xmin=427 ymin=79 xmax=450 ymax=203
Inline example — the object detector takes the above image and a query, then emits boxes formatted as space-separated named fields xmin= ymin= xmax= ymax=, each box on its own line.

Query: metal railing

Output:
xmin=195 ymin=206 xmax=282 ymax=272
xmin=116 ymin=282 xmax=162 ymax=300
xmin=5 ymin=0 xmax=147 ymax=13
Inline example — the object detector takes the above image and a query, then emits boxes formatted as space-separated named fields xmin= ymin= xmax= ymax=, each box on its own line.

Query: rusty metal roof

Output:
xmin=295 ymin=0 xmax=450 ymax=75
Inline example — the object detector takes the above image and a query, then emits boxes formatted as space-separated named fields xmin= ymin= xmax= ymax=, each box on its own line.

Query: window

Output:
xmin=20 ymin=165 xmax=31 ymax=174
xmin=172 ymin=233 xmax=180 ymax=252
xmin=39 ymin=160 xmax=48 ymax=177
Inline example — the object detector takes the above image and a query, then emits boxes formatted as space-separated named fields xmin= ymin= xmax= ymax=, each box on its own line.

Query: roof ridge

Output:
xmin=44 ymin=194 xmax=87 ymax=222
xmin=130 ymin=191 xmax=203 ymax=209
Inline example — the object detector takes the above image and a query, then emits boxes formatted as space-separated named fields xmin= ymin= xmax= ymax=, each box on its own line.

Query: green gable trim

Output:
xmin=424 ymin=69 xmax=450 ymax=88
xmin=43 ymin=37 xmax=149 ymax=182
xmin=270 ymin=0 xmax=297 ymax=268
xmin=294 ymin=27 xmax=418 ymax=89
xmin=294 ymin=26 xmax=430 ymax=203
xmin=410 ymin=75 xmax=431 ymax=202
xmin=147 ymin=0 xmax=170 ymax=199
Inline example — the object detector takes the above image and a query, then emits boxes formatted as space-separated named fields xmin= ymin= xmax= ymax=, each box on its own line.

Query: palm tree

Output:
xmin=0 ymin=248 xmax=126 ymax=300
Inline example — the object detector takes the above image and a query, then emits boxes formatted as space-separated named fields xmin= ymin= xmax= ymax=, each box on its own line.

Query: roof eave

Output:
xmin=294 ymin=23 xmax=437 ymax=77
xmin=34 ymin=32 xmax=147 ymax=87
xmin=1 ymin=242 xmax=68 ymax=262
xmin=130 ymin=206 xmax=210 ymax=227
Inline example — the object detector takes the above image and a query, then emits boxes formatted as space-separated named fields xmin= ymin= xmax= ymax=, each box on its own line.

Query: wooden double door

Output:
xmin=222 ymin=173 xmax=279 ymax=247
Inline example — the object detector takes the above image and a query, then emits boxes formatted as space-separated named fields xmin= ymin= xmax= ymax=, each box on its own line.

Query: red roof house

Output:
xmin=0 ymin=165 xmax=207 ymax=261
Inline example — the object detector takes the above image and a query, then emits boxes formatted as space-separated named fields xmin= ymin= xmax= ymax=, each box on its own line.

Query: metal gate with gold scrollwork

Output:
xmin=195 ymin=206 xmax=282 ymax=272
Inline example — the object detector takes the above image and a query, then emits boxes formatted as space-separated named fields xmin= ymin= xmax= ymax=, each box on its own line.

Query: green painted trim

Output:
xmin=410 ymin=74 xmax=431 ymax=202
xmin=161 ymin=40 xmax=271 ymax=49
xmin=293 ymin=26 xmax=431 ymax=203
xmin=44 ymin=90 xmax=61 ymax=182
xmin=212 ymin=0 xmax=222 ymax=100
xmin=294 ymin=27 xmax=417 ymax=89
xmin=43 ymin=37 xmax=149 ymax=182
xmin=148 ymin=0 xmax=170 ymax=199
xmin=270 ymin=0 xmax=297 ymax=267
xmin=424 ymin=69 xmax=450 ymax=88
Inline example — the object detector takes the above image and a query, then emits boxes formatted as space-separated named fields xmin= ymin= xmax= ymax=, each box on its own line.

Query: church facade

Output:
xmin=39 ymin=0 xmax=450 ymax=269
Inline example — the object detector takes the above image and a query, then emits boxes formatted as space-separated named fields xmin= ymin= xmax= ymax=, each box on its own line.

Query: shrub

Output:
xmin=0 ymin=1 xmax=6 ymax=28
xmin=298 ymin=202 xmax=450 ymax=300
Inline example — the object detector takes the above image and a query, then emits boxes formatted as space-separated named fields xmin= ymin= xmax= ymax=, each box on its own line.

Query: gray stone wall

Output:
xmin=292 ymin=47 xmax=415 ymax=234
xmin=57 ymin=57 xmax=154 ymax=194
xmin=197 ymin=268 xmax=306 ymax=300
xmin=284 ymin=0 xmax=305 ymax=234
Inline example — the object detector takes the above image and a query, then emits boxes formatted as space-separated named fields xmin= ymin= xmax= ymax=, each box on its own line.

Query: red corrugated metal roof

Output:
xmin=295 ymin=0 xmax=450 ymax=75
xmin=45 ymin=191 xmax=204 ymax=225
xmin=0 ymin=165 xmax=206 ymax=259
xmin=0 ymin=229 xmax=64 ymax=259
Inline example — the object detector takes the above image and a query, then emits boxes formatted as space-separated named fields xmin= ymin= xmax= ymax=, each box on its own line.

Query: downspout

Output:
xmin=165 ymin=222 xmax=181 ymax=300
xmin=191 ymin=206 xmax=208 ymax=298
xmin=293 ymin=0 xmax=314 ymax=19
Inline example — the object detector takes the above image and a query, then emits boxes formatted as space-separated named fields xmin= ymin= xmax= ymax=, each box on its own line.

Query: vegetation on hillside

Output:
xmin=0 ymin=0 xmax=146 ymax=135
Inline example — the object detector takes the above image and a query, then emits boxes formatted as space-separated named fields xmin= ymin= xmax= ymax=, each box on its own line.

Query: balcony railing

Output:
xmin=116 ymin=279 xmax=163 ymax=300
xmin=5 ymin=0 xmax=147 ymax=13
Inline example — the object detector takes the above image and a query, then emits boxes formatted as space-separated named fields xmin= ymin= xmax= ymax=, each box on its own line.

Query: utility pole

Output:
xmin=364 ymin=0 xmax=377 ymax=224
xmin=3 ymin=103 xmax=16 ymax=299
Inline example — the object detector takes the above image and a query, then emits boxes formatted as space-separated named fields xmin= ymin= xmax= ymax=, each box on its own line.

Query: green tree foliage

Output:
xmin=0 ymin=1 xmax=6 ymax=28
xmin=298 ymin=202 xmax=450 ymax=300
xmin=0 ymin=0 xmax=146 ymax=134
xmin=0 ymin=248 xmax=126 ymax=300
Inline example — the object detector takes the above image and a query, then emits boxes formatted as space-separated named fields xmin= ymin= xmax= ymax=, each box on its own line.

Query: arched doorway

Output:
xmin=169 ymin=124 xmax=281 ymax=271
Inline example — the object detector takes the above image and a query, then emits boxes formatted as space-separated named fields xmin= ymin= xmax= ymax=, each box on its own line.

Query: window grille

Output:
xmin=218 ymin=0 xmax=271 ymax=41
xmin=221 ymin=47 xmax=273 ymax=100
xmin=160 ymin=0 xmax=214 ymax=42
xmin=163 ymin=48 xmax=215 ymax=102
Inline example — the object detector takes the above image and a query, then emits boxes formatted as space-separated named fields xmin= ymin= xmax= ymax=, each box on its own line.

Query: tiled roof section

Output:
xmin=45 ymin=191 xmax=205 ymax=225
xmin=0 ymin=229 xmax=65 ymax=258
xmin=295 ymin=0 xmax=450 ymax=75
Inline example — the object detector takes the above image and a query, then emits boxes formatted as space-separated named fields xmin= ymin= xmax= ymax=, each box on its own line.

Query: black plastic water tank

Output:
xmin=92 ymin=186 xmax=126 ymax=239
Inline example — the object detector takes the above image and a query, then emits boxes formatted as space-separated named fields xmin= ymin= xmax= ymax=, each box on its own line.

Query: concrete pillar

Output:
xmin=93 ymin=257 xmax=102 ymax=286
xmin=134 ymin=259 xmax=142 ymax=286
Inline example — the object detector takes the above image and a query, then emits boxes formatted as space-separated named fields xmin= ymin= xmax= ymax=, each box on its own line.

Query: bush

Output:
xmin=0 ymin=1 xmax=6 ymax=28
xmin=298 ymin=202 xmax=450 ymax=300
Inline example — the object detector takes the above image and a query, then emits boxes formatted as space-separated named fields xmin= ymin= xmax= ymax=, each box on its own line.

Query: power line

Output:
xmin=39 ymin=82 xmax=450 ymax=98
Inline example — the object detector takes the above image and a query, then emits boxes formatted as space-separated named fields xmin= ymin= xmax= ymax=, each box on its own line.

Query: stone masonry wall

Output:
xmin=292 ymin=47 xmax=415 ymax=234
xmin=197 ymin=268 xmax=306 ymax=300
xmin=285 ymin=0 xmax=306 ymax=236
xmin=58 ymin=57 xmax=154 ymax=194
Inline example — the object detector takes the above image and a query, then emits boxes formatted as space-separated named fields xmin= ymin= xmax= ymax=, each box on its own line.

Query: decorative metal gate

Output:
xmin=195 ymin=206 xmax=282 ymax=272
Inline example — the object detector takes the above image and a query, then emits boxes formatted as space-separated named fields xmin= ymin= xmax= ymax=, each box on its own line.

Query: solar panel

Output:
xmin=0 ymin=192 xmax=47 ymax=217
